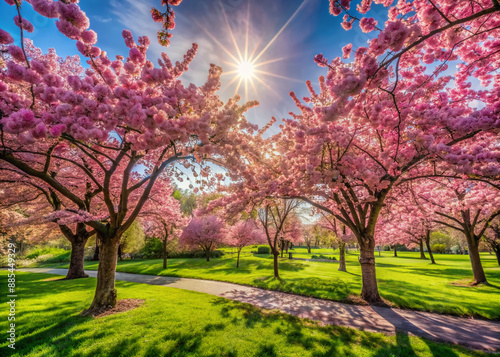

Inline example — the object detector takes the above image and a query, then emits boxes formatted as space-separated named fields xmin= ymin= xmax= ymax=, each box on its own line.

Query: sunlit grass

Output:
xmin=0 ymin=271 xmax=495 ymax=357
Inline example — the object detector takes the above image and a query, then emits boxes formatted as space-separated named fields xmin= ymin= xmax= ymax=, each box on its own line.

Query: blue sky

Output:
xmin=1 ymin=0 xmax=383 ymax=131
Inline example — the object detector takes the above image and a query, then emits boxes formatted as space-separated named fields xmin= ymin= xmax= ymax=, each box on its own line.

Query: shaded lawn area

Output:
xmin=1 ymin=271 xmax=497 ymax=357
xmin=39 ymin=249 xmax=500 ymax=320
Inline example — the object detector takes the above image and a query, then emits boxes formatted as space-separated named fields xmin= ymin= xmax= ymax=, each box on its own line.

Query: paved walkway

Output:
xmin=22 ymin=268 xmax=500 ymax=351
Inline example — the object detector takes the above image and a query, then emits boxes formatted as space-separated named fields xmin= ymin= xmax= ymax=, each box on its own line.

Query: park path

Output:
xmin=22 ymin=268 xmax=500 ymax=352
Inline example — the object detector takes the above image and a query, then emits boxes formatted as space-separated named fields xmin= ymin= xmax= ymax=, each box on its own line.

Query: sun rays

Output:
xmin=205 ymin=0 xmax=309 ymax=101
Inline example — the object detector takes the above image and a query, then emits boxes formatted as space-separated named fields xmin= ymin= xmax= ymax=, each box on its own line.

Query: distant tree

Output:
xmin=180 ymin=215 xmax=226 ymax=261
xmin=226 ymin=219 xmax=265 ymax=267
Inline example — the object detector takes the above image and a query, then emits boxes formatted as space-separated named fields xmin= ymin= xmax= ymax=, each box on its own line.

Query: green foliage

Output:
xmin=432 ymin=244 xmax=447 ymax=254
xmin=169 ymin=250 xmax=225 ymax=259
xmin=25 ymin=246 xmax=68 ymax=259
xmin=257 ymin=246 xmax=271 ymax=254
xmin=1 ymin=271 xmax=487 ymax=357
xmin=140 ymin=237 xmax=163 ymax=259
xmin=310 ymin=254 xmax=337 ymax=260
xmin=431 ymin=231 xmax=452 ymax=248
xmin=120 ymin=221 xmax=145 ymax=255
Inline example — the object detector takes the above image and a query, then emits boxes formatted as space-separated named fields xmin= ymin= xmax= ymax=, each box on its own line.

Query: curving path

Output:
xmin=22 ymin=268 xmax=500 ymax=352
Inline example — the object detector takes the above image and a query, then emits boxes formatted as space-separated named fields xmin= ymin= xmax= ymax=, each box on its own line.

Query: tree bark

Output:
xmin=359 ymin=238 xmax=381 ymax=303
xmin=65 ymin=238 xmax=89 ymax=280
xmin=280 ymin=239 xmax=284 ymax=258
xmin=393 ymin=245 xmax=398 ymax=257
xmin=285 ymin=241 xmax=289 ymax=254
xmin=338 ymin=241 xmax=346 ymax=272
xmin=466 ymin=233 xmax=487 ymax=285
xmin=83 ymin=234 xmax=120 ymax=315
xmin=236 ymin=248 xmax=241 ymax=268
xmin=206 ymin=249 xmax=210 ymax=262
xmin=425 ymin=231 xmax=436 ymax=264
xmin=162 ymin=236 xmax=167 ymax=269
xmin=494 ymin=247 xmax=500 ymax=266
xmin=273 ymin=251 xmax=279 ymax=279
xmin=92 ymin=238 xmax=99 ymax=261
xmin=419 ymin=239 xmax=427 ymax=259
xmin=118 ymin=244 xmax=123 ymax=261
xmin=307 ymin=243 xmax=311 ymax=254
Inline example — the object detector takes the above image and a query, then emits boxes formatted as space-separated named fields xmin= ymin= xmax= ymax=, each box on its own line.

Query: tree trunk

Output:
xmin=64 ymin=238 xmax=89 ymax=280
xmin=359 ymin=238 xmax=382 ymax=303
xmin=393 ymin=245 xmax=397 ymax=257
xmin=419 ymin=239 xmax=427 ymax=259
xmin=273 ymin=251 xmax=279 ymax=279
xmin=83 ymin=235 xmax=120 ymax=315
xmin=338 ymin=242 xmax=346 ymax=272
xmin=466 ymin=234 xmax=487 ymax=285
xmin=163 ymin=237 xmax=167 ymax=269
xmin=118 ymin=244 xmax=123 ymax=261
xmin=92 ymin=238 xmax=100 ymax=261
xmin=280 ymin=239 xmax=284 ymax=258
xmin=236 ymin=249 xmax=241 ymax=268
xmin=206 ymin=249 xmax=210 ymax=262
xmin=285 ymin=241 xmax=289 ymax=254
xmin=494 ymin=247 xmax=500 ymax=266
xmin=425 ymin=231 xmax=436 ymax=264
xmin=307 ymin=243 xmax=311 ymax=254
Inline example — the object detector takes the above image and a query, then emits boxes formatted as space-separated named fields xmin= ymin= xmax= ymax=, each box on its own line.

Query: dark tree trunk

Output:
xmin=65 ymin=238 xmax=89 ymax=280
xmin=419 ymin=239 xmax=427 ymax=260
xmin=393 ymin=245 xmax=397 ymax=257
xmin=466 ymin=234 xmax=487 ymax=285
xmin=307 ymin=243 xmax=311 ymax=254
xmin=118 ymin=244 xmax=123 ymax=261
xmin=273 ymin=251 xmax=279 ymax=279
xmin=425 ymin=231 xmax=436 ymax=264
xmin=236 ymin=248 xmax=241 ymax=268
xmin=280 ymin=239 xmax=284 ymax=258
xmin=92 ymin=238 xmax=100 ymax=261
xmin=338 ymin=242 xmax=346 ymax=272
xmin=83 ymin=235 xmax=120 ymax=315
xmin=359 ymin=238 xmax=381 ymax=303
xmin=163 ymin=237 xmax=167 ymax=269
xmin=494 ymin=247 xmax=500 ymax=266
xmin=285 ymin=241 xmax=289 ymax=254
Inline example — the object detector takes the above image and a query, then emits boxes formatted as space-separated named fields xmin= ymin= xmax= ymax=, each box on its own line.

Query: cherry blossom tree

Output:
xmin=140 ymin=177 xmax=188 ymax=269
xmin=318 ymin=213 xmax=356 ymax=272
xmin=279 ymin=213 xmax=303 ymax=257
xmin=226 ymin=219 xmax=265 ymax=267
xmin=0 ymin=0 xmax=257 ymax=314
xmin=179 ymin=215 xmax=226 ymax=261
xmin=230 ymin=0 xmax=500 ymax=303
xmin=421 ymin=179 xmax=500 ymax=284
xmin=0 ymin=164 xmax=97 ymax=278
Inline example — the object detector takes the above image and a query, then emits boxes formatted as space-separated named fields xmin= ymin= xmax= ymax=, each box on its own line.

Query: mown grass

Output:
xmin=39 ymin=247 xmax=500 ymax=320
xmin=1 ymin=271 xmax=497 ymax=357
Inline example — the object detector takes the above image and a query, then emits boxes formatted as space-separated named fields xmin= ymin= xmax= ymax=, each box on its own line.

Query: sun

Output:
xmin=195 ymin=0 xmax=309 ymax=101
xmin=238 ymin=61 xmax=255 ymax=79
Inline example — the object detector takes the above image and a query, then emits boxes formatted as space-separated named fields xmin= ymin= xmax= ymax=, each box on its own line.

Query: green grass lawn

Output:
xmin=39 ymin=248 xmax=500 ymax=320
xmin=1 ymin=271 xmax=497 ymax=357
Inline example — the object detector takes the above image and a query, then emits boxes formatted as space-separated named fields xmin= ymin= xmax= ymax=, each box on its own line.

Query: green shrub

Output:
xmin=169 ymin=250 xmax=225 ymax=259
xmin=25 ymin=247 xmax=68 ymax=260
xmin=257 ymin=246 xmax=271 ymax=254
xmin=432 ymin=243 xmax=447 ymax=254
xmin=310 ymin=254 xmax=337 ymax=261
xmin=140 ymin=237 xmax=163 ymax=259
